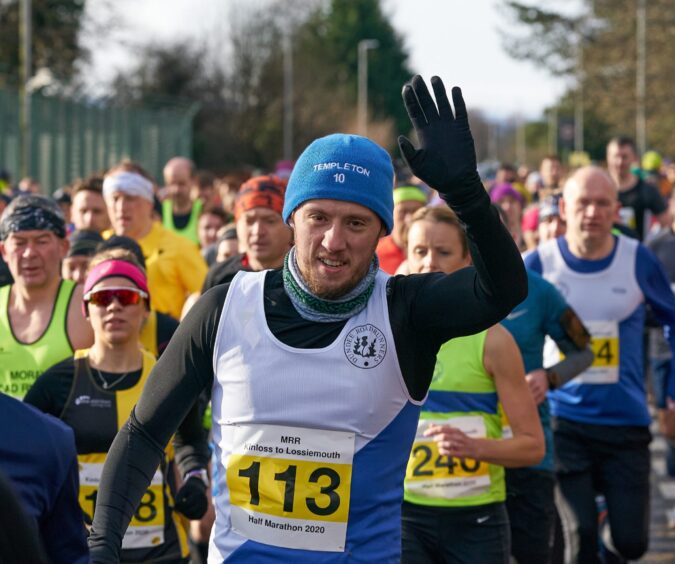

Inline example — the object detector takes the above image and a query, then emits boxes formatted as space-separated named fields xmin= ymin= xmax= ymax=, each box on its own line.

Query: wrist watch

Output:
xmin=184 ymin=468 xmax=209 ymax=487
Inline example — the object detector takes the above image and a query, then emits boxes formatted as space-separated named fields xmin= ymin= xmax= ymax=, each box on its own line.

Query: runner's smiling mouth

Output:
xmin=318 ymin=258 xmax=346 ymax=267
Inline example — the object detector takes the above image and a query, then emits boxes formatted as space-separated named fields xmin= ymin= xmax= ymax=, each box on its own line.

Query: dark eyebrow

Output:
xmin=303 ymin=205 xmax=326 ymax=213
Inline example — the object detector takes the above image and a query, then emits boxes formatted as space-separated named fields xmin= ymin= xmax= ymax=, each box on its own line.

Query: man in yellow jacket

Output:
xmin=102 ymin=162 xmax=207 ymax=320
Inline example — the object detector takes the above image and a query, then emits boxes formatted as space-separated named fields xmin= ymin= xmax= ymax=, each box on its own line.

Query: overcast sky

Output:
xmin=85 ymin=0 xmax=570 ymax=119
xmin=384 ymin=0 xmax=570 ymax=118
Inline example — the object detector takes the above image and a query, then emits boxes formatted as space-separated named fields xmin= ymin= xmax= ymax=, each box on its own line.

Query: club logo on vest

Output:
xmin=74 ymin=395 xmax=112 ymax=408
xmin=344 ymin=324 xmax=387 ymax=369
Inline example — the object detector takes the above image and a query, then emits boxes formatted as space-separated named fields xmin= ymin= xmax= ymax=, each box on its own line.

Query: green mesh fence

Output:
xmin=0 ymin=87 xmax=197 ymax=192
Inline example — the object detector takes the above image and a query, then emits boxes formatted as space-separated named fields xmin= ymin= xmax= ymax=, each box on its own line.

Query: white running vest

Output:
xmin=209 ymin=269 xmax=419 ymax=561
xmin=540 ymin=236 xmax=643 ymax=384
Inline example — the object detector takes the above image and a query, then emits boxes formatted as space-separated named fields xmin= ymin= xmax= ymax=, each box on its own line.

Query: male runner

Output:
xmin=71 ymin=176 xmax=110 ymax=234
xmin=201 ymin=175 xmax=291 ymax=291
xmin=540 ymin=155 xmax=564 ymax=196
xmin=103 ymin=162 xmax=207 ymax=319
xmin=62 ymin=229 xmax=104 ymax=284
xmin=88 ymin=76 xmax=527 ymax=563
xmin=606 ymin=136 xmax=667 ymax=241
xmin=525 ymin=166 xmax=675 ymax=562
xmin=198 ymin=206 xmax=228 ymax=265
xmin=162 ymin=157 xmax=202 ymax=245
xmin=0 ymin=195 xmax=93 ymax=399
xmin=500 ymin=265 xmax=592 ymax=564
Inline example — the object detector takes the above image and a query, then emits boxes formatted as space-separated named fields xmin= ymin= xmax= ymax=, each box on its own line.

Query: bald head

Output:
xmin=563 ymin=166 xmax=617 ymax=202
xmin=560 ymin=166 xmax=620 ymax=256
xmin=164 ymin=157 xmax=194 ymax=180
xmin=164 ymin=157 xmax=195 ymax=208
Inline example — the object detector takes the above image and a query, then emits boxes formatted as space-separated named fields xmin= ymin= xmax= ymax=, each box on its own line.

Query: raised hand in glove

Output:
xmin=398 ymin=75 xmax=481 ymax=207
xmin=174 ymin=476 xmax=208 ymax=520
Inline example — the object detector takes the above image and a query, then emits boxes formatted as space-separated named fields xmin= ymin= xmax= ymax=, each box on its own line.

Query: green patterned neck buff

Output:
xmin=282 ymin=247 xmax=379 ymax=323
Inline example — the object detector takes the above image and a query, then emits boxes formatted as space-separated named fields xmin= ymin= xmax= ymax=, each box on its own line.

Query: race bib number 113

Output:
xmin=226 ymin=424 xmax=354 ymax=552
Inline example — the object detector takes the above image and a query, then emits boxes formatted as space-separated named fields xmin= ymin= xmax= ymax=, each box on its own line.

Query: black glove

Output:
xmin=398 ymin=75 xmax=482 ymax=208
xmin=174 ymin=476 xmax=208 ymax=520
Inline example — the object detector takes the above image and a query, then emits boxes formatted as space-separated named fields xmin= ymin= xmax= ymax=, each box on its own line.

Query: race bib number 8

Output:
xmin=405 ymin=417 xmax=490 ymax=500
xmin=79 ymin=460 xmax=165 ymax=549
xmin=226 ymin=424 xmax=354 ymax=552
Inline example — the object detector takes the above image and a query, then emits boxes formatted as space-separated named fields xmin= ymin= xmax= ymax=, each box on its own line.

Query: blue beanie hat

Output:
xmin=283 ymin=134 xmax=394 ymax=234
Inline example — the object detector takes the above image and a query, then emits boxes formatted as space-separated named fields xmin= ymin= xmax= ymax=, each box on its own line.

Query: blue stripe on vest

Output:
xmin=424 ymin=390 xmax=499 ymax=415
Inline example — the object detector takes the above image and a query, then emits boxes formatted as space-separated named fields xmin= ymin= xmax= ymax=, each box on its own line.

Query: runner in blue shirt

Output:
xmin=501 ymin=268 xmax=592 ymax=564
xmin=524 ymin=166 xmax=675 ymax=563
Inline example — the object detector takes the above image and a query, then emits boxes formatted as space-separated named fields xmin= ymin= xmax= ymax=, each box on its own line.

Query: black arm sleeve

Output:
xmin=551 ymin=338 xmax=594 ymax=386
xmin=389 ymin=191 xmax=528 ymax=400
xmin=172 ymin=398 xmax=210 ymax=477
xmin=155 ymin=312 xmax=180 ymax=357
xmin=88 ymin=285 xmax=228 ymax=563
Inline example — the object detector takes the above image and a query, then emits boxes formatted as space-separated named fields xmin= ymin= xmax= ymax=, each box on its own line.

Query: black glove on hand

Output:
xmin=174 ymin=476 xmax=208 ymax=520
xmin=398 ymin=75 xmax=482 ymax=208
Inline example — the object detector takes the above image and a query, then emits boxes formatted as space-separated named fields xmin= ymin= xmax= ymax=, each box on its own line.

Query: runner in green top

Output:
xmin=402 ymin=205 xmax=544 ymax=564
xmin=162 ymin=157 xmax=202 ymax=245
xmin=162 ymin=198 xmax=202 ymax=245
xmin=0 ymin=195 xmax=93 ymax=399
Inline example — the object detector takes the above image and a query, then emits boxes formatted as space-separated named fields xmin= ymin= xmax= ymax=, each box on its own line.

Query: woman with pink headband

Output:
xmin=25 ymin=249 xmax=210 ymax=563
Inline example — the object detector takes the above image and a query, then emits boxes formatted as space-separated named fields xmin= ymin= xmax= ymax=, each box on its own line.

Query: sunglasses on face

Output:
xmin=84 ymin=286 xmax=148 ymax=308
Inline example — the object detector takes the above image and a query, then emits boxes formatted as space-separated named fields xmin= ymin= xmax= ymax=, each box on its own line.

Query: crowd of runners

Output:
xmin=1 ymin=75 xmax=675 ymax=564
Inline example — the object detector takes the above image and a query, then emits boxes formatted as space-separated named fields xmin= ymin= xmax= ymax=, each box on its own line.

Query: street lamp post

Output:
xmin=636 ymin=0 xmax=647 ymax=155
xmin=357 ymin=39 xmax=379 ymax=137
xmin=283 ymin=31 xmax=294 ymax=161
xmin=548 ymin=107 xmax=558 ymax=156
xmin=19 ymin=0 xmax=32 ymax=178
xmin=574 ymin=34 xmax=584 ymax=153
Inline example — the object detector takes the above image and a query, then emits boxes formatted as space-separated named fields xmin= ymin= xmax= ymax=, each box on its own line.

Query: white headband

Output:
xmin=103 ymin=171 xmax=154 ymax=203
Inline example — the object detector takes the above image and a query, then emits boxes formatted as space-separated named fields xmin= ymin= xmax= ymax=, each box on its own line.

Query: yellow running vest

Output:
xmin=62 ymin=349 xmax=189 ymax=560
xmin=0 ymin=279 xmax=75 ymax=399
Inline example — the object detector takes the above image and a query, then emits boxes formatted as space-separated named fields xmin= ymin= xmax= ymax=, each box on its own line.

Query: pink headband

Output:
xmin=83 ymin=260 xmax=150 ymax=312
